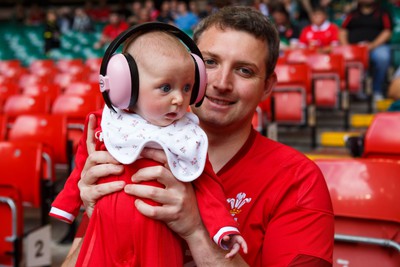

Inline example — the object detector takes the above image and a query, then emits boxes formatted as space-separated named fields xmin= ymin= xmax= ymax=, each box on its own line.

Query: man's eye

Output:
xmin=160 ymin=84 xmax=171 ymax=92
xmin=204 ymin=59 xmax=216 ymax=66
xmin=238 ymin=67 xmax=254 ymax=76
xmin=183 ymin=84 xmax=192 ymax=93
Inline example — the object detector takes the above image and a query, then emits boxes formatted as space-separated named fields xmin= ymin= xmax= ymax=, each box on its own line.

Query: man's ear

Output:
xmin=261 ymin=72 xmax=277 ymax=102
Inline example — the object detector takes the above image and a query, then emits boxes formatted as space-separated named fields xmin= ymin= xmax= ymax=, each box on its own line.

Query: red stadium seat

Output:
xmin=52 ymin=94 xmax=99 ymax=153
xmin=0 ymin=115 xmax=7 ymax=140
xmin=53 ymin=72 xmax=88 ymax=90
xmin=21 ymin=83 xmax=62 ymax=105
xmin=85 ymin=57 xmax=103 ymax=72
xmin=273 ymin=63 xmax=317 ymax=147
xmin=315 ymin=159 xmax=400 ymax=267
xmin=0 ymin=141 xmax=52 ymax=224
xmin=306 ymin=53 xmax=347 ymax=109
xmin=332 ymin=45 xmax=369 ymax=95
xmin=3 ymin=94 xmax=51 ymax=123
xmin=64 ymin=81 xmax=99 ymax=97
xmin=0 ymin=83 xmax=20 ymax=114
xmin=7 ymin=114 xmax=70 ymax=171
xmin=56 ymin=58 xmax=84 ymax=73
xmin=362 ymin=112 xmax=400 ymax=159
xmin=0 ymin=60 xmax=21 ymax=75
xmin=0 ymin=186 xmax=23 ymax=267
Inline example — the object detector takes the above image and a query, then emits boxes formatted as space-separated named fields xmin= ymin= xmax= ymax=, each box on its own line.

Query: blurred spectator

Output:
xmin=44 ymin=9 xmax=61 ymax=55
xmin=299 ymin=6 xmax=339 ymax=52
xmin=144 ymin=0 xmax=160 ymax=21
xmin=90 ymin=0 xmax=111 ymax=22
xmin=198 ymin=0 xmax=216 ymax=19
xmin=270 ymin=4 xmax=300 ymax=51
xmin=297 ymin=0 xmax=332 ymax=30
xmin=254 ymin=0 xmax=271 ymax=17
xmin=57 ymin=6 xmax=74 ymax=33
xmin=281 ymin=0 xmax=299 ymax=22
xmin=11 ymin=3 xmax=26 ymax=24
xmin=72 ymin=7 xmax=95 ymax=32
xmin=135 ymin=6 xmax=153 ymax=25
xmin=339 ymin=0 xmax=393 ymax=100
xmin=386 ymin=66 xmax=400 ymax=111
xmin=94 ymin=11 xmax=129 ymax=49
xmin=126 ymin=1 xmax=144 ymax=25
xmin=26 ymin=3 xmax=45 ymax=26
xmin=173 ymin=1 xmax=200 ymax=35
xmin=156 ymin=0 xmax=174 ymax=24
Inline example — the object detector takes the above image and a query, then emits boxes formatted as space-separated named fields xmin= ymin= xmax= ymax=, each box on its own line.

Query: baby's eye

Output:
xmin=159 ymin=84 xmax=171 ymax=92
xmin=183 ymin=84 xmax=192 ymax=93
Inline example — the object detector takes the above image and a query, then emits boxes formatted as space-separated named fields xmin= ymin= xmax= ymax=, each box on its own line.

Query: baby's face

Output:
xmin=132 ymin=50 xmax=195 ymax=127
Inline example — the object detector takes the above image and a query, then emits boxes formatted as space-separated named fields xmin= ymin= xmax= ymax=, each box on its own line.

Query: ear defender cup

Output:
xmin=99 ymin=22 xmax=207 ymax=112
xmin=191 ymin=53 xmax=207 ymax=107
xmin=100 ymin=53 xmax=139 ymax=110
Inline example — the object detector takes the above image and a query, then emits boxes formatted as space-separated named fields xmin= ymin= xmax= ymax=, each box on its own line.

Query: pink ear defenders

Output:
xmin=99 ymin=22 xmax=207 ymax=112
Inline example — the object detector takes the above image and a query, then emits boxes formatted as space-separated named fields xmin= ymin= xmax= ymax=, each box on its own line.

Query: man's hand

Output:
xmin=78 ymin=114 xmax=125 ymax=217
xmin=124 ymin=147 xmax=204 ymax=239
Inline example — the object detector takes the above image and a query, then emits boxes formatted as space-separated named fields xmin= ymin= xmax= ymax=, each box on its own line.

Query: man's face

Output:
xmin=193 ymin=26 xmax=274 ymax=132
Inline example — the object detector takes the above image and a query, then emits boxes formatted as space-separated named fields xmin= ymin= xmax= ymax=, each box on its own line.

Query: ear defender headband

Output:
xmin=99 ymin=22 xmax=207 ymax=112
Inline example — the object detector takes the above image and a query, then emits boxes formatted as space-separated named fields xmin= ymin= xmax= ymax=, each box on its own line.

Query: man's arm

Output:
xmin=61 ymin=237 xmax=83 ymax=267
xmin=369 ymin=29 xmax=392 ymax=50
xmin=339 ymin=28 xmax=349 ymax=45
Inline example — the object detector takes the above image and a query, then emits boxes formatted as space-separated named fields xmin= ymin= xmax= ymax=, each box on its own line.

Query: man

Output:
xmin=62 ymin=6 xmax=334 ymax=266
xmin=339 ymin=0 xmax=393 ymax=100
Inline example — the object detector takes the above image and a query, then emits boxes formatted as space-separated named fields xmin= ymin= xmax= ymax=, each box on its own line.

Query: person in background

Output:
xmin=173 ymin=1 xmax=200 ymax=36
xmin=94 ymin=11 xmax=129 ymax=49
xmin=156 ymin=0 xmax=174 ymax=24
xmin=270 ymin=3 xmax=301 ymax=51
xmin=299 ymin=6 xmax=339 ymax=53
xmin=44 ymin=9 xmax=61 ymax=55
xmin=62 ymin=6 xmax=334 ymax=267
xmin=339 ymin=0 xmax=393 ymax=100
xmin=72 ymin=7 xmax=94 ymax=33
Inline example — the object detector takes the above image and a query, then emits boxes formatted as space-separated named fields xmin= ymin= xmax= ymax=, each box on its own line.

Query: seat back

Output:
xmin=52 ymin=94 xmax=99 ymax=153
xmin=0 ymin=141 xmax=43 ymax=208
xmin=332 ymin=45 xmax=369 ymax=94
xmin=274 ymin=63 xmax=311 ymax=124
xmin=315 ymin=158 xmax=400 ymax=267
xmin=0 ymin=83 xmax=20 ymax=114
xmin=21 ymin=83 xmax=62 ymax=105
xmin=8 ymin=114 xmax=69 ymax=165
xmin=3 ymin=94 xmax=51 ymax=122
xmin=362 ymin=112 xmax=400 ymax=159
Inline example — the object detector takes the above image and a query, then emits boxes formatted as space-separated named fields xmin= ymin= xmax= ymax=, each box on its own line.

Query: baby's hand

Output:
xmin=221 ymin=234 xmax=248 ymax=259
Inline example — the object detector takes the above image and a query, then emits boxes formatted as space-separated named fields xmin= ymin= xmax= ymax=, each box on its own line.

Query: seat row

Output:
xmin=254 ymin=44 xmax=372 ymax=148
xmin=313 ymin=111 xmax=400 ymax=266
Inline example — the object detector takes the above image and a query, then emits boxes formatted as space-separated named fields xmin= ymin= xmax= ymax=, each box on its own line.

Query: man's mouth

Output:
xmin=206 ymin=96 xmax=234 ymax=105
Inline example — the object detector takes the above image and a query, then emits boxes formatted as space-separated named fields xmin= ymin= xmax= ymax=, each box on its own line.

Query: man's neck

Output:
xmin=205 ymin=125 xmax=252 ymax=173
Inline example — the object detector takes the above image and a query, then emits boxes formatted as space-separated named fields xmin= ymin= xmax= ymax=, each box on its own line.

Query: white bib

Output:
xmin=101 ymin=106 xmax=208 ymax=182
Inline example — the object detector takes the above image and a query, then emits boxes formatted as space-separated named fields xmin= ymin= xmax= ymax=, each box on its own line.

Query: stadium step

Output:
xmin=319 ymin=131 xmax=363 ymax=147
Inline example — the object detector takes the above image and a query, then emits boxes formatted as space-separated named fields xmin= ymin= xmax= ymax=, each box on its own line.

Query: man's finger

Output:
xmin=140 ymin=148 xmax=168 ymax=164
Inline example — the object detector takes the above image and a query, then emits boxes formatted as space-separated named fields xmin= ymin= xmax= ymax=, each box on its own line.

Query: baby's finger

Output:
xmin=225 ymin=243 xmax=240 ymax=259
